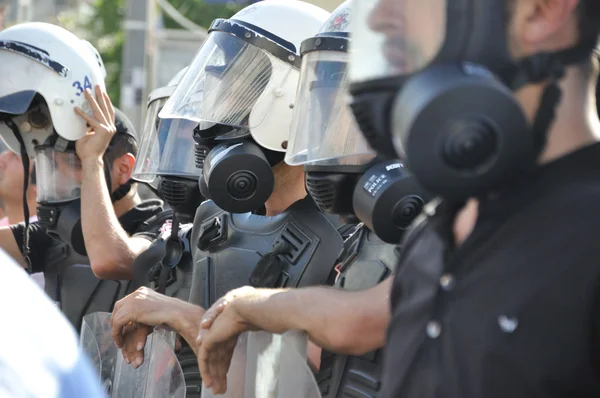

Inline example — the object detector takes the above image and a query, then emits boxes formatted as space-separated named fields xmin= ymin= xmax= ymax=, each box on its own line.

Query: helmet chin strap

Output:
xmin=102 ymin=159 xmax=132 ymax=203
xmin=2 ymin=119 xmax=33 ymax=273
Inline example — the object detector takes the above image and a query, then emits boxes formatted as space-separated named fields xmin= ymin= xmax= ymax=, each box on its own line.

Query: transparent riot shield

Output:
xmin=201 ymin=330 xmax=322 ymax=398
xmin=80 ymin=312 xmax=186 ymax=397
xmin=80 ymin=312 xmax=118 ymax=392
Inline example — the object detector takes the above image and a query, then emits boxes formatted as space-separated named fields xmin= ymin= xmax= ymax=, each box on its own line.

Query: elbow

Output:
xmin=90 ymin=255 xmax=132 ymax=280
xmin=90 ymin=260 xmax=118 ymax=279
xmin=330 ymin=329 xmax=373 ymax=356
xmin=326 ymin=316 xmax=387 ymax=356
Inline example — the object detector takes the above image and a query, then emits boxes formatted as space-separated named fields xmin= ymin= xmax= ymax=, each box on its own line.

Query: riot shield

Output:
xmin=201 ymin=330 xmax=322 ymax=398
xmin=80 ymin=312 xmax=118 ymax=392
xmin=80 ymin=312 xmax=186 ymax=397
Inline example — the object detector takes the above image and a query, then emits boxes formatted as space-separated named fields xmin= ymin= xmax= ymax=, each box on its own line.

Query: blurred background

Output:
xmin=0 ymin=0 xmax=343 ymax=132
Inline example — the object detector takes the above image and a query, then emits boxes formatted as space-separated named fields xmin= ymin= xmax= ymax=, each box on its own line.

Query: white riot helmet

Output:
xmin=158 ymin=0 xmax=330 ymax=214
xmin=0 ymin=22 xmax=106 ymax=157
xmin=285 ymin=2 xmax=429 ymax=243
xmin=159 ymin=0 xmax=330 ymax=153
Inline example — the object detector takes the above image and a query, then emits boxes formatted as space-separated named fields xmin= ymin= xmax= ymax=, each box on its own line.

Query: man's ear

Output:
xmin=514 ymin=0 xmax=579 ymax=52
xmin=114 ymin=153 xmax=136 ymax=186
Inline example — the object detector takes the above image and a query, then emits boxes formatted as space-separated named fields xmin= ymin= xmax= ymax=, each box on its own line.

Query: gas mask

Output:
xmin=286 ymin=26 xmax=430 ymax=243
xmin=198 ymin=137 xmax=284 ymax=214
xmin=305 ymin=159 xmax=430 ymax=244
xmin=133 ymin=90 xmax=203 ymax=222
xmin=348 ymin=0 xmax=599 ymax=201
xmin=158 ymin=19 xmax=304 ymax=214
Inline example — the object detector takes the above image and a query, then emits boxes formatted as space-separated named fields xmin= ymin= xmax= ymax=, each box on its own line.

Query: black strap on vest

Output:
xmin=157 ymin=216 xmax=180 ymax=294
xmin=248 ymin=241 xmax=292 ymax=288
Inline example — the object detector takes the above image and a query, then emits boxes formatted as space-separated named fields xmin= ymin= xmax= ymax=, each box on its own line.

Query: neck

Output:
xmin=113 ymin=189 xmax=141 ymax=218
xmin=525 ymin=65 xmax=600 ymax=164
xmin=3 ymin=195 xmax=37 ymax=224
xmin=264 ymin=166 xmax=307 ymax=217
xmin=454 ymin=64 xmax=600 ymax=247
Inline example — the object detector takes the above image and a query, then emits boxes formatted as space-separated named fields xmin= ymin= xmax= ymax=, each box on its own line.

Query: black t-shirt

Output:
xmin=382 ymin=143 xmax=600 ymax=398
xmin=11 ymin=199 xmax=170 ymax=274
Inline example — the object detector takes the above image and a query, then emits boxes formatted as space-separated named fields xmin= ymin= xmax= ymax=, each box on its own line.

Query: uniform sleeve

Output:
xmin=10 ymin=221 xmax=55 ymax=274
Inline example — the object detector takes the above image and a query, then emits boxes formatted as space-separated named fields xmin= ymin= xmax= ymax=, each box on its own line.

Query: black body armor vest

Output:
xmin=191 ymin=196 xmax=345 ymax=309
xmin=43 ymin=210 xmax=172 ymax=332
xmin=43 ymin=240 xmax=131 ymax=332
xmin=131 ymin=197 xmax=345 ymax=397
xmin=317 ymin=225 xmax=400 ymax=398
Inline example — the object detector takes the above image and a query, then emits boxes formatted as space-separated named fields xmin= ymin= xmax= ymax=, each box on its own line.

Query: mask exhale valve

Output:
xmin=352 ymin=161 xmax=430 ymax=243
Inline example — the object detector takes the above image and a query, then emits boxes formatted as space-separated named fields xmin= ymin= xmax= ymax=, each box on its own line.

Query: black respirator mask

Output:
xmin=35 ymin=139 xmax=132 ymax=256
xmin=306 ymin=159 xmax=430 ymax=243
xmin=348 ymin=0 xmax=599 ymax=201
xmin=146 ymin=118 xmax=204 ymax=222
xmin=198 ymin=134 xmax=284 ymax=214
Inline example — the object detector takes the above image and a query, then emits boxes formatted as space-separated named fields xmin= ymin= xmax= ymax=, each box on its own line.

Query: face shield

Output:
xmin=0 ymin=91 xmax=38 ymax=115
xmin=159 ymin=19 xmax=300 ymax=135
xmin=348 ymin=0 xmax=446 ymax=85
xmin=133 ymin=97 xmax=200 ymax=183
xmin=286 ymin=39 xmax=375 ymax=168
xmin=35 ymin=147 xmax=82 ymax=204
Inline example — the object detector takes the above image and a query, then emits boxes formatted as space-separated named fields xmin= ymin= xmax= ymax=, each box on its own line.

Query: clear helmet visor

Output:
xmin=0 ymin=91 xmax=37 ymax=115
xmin=133 ymin=98 xmax=199 ymax=182
xmin=35 ymin=147 xmax=82 ymax=203
xmin=159 ymin=31 xmax=295 ymax=130
xmin=286 ymin=50 xmax=375 ymax=167
xmin=348 ymin=0 xmax=447 ymax=83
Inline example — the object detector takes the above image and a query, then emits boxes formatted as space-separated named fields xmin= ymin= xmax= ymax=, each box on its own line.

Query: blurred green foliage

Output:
xmin=59 ymin=0 xmax=243 ymax=105
xmin=163 ymin=0 xmax=243 ymax=30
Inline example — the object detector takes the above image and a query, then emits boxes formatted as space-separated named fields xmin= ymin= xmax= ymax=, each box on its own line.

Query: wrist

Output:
xmin=170 ymin=301 xmax=205 ymax=343
xmin=81 ymin=156 xmax=104 ymax=169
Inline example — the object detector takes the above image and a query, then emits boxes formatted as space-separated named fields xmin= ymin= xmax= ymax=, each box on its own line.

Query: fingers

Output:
xmin=83 ymin=88 xmax=108 ymax=126
xmin=74 ymin=107 xmax=101 ymax=131
xmin=198 ymin=327 xmax=239 ymax=394
xmin=200 ymin=298 xmax=229 ymax=330
xmin=103 ymin=90 xmax=116 ymax=124
xmin=120 ymin=322 xmax=136 ymax=363
xmin=94 ymin=85 xmax=109 ymax=122
xmin=74 ymin=86 xmax=115 ymax=139
xmin=122 ymin=324 xmax=150 ymax=368
xmin=206 ymin=340 xmax=237 ymax=394
xmin=198 ymin=341 xmax=213 ymax=389
xmin=214 ymin=341 xmax=236 ymax=394
xmin=111 ymin=305 xmax=134 ymax=348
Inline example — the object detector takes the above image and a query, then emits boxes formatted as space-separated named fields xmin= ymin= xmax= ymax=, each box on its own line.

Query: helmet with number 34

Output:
xmin=0 ymin=22 xmax=107 ymax=158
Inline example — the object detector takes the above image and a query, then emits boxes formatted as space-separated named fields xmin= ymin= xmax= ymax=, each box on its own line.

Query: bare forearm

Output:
xmin=168 ymin=299 xmax=205 ymax=347
xmin=235 ymin=279 xmax=392 ymax=355
xmin=81 ymin=158 xmax=137 ymax=279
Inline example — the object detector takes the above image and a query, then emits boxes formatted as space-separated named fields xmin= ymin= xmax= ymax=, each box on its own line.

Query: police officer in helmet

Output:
xmin=192 ymin=3 xmax=428 ymax=395
xmin=0 ymin=22 xmax=170 ymax=330
xmin=109 ymin=2 xmax=348 ymax=390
